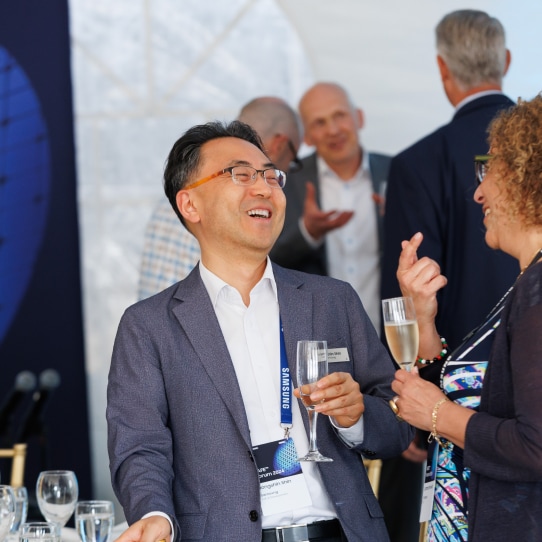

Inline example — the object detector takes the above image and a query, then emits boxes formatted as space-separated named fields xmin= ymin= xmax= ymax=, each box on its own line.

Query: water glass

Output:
xmin=9 ymin=487 xmax=28 ymax=537
xmin=0 ymin=485 xmax=15 ymax=542
xmin=75 ymin=501 xmax=114 ymax=542
xmin=19 ymin=522 xmax=60 ymax=542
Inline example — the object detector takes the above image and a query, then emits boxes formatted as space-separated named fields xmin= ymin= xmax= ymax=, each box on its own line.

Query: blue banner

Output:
xmin=0 ymin=0 xmax=92 ymax=509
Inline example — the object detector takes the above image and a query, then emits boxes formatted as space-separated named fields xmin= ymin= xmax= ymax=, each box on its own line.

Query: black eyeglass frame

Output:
xmin=474 ymin=154 xmax=492 ymax=185
xmin=286 ymin=139 xmax=303 ymax=172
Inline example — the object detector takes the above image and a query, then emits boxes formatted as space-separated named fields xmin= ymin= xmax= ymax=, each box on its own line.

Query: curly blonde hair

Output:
xmin=487 ymin=93 xmax=542 ymax=228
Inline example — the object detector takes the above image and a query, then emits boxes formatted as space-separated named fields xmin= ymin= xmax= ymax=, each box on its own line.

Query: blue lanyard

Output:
xmin=279 ymin=318 xmax=292 ymax=438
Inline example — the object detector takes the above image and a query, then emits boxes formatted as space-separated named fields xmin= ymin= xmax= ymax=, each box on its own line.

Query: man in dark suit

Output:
xmin=382 ymin=9 xmax=517 ymax=349
xmin=107 ymin=120 xmax=413 ymax=542
xmin=270 ymin=82 xmax=390 ymax=332
xmin=379 ymin=10 xmax=518 ymax=542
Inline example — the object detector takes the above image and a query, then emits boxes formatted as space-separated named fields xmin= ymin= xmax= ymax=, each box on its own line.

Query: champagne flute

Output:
xmin=75 ymin=501 xmax=114 ymax=542
xmin=36 ymin=471 xmax=78 ymax=529
xmin=0 ymin=486 xmax=15 ymax=542
xmin=382 ymin=296 xmax=419 ymax=372
xmin=296 ymin=340 xmax=333 ymax=462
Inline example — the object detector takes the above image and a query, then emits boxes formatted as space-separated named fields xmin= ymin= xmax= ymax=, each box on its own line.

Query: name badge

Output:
xmin=252 ymin=438 xmax=312 ymax=516
xmin=419 ymin=441 xmax=438 ymax=522
xmin=327 ymin=347 xmax=350 ymax=363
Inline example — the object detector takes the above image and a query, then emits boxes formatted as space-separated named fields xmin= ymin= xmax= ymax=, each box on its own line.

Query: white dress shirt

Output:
xmin=199 ymin=259 xmax=362 ymax=528
xmin=317 ymin=152 xmax=381 ymax=331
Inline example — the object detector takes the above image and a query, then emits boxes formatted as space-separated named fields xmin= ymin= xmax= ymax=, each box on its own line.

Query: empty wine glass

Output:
xmin=36 ymin=471 xmax=78 ymax=528
xmin=0 ymin=485 xmax=15 ymax=542
xmin=296 ymin=340 xmax=333 ymax=462
xmin=75 ymin=501 xmax=114 ymax=542
xmin=19 ymin=522 xmax=60 ymax=542
xmin=382 ymin=296 xmax=419 ymax=372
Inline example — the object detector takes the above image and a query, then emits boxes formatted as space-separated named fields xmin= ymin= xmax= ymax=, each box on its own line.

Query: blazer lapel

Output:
xmin=170 ymin=267 xmax=252 ymax=447
xmin=273 ymin=265 xmax=313 ymax=386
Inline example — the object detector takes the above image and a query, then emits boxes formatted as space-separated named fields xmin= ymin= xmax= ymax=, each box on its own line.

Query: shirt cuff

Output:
xmin=141 ymin=511 xmax=174 ymax=540
xmin=330 ymin=415 xmax=365 ymax=447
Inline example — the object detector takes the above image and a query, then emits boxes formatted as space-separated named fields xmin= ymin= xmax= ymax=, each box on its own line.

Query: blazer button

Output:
xmin=249 ymin=510 xmax=259 ymax=522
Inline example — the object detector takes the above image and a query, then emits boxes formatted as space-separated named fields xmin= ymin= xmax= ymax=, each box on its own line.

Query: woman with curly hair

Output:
xmin=389 ymin=93 xmax=542 ymax=542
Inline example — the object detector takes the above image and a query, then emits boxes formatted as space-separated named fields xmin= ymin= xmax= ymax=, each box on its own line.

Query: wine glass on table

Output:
xmin=296 ymin=340 xmax=333 ymax=462
xmin=0 ymin=485 xmax=15 ymax=542
xmin=36 ymin=471 xmax=78 ymax=532
xmin=382 ymin=296 xmax=419 ymax=372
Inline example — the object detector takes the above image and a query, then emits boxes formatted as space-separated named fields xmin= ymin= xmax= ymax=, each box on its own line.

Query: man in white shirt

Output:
xmin=270 ymin=82 xmax=390 ymax=332
xmin=107 ymin=120 xmax=412 ymax=542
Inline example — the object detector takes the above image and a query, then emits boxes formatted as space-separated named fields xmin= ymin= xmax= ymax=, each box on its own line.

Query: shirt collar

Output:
xmin=455 ymin=90 xmax=504 ymax=112
xmin=199 ymin=257 xmax=278 ymax=307
xmin=317 ymin=146 xmax=368 ymax=181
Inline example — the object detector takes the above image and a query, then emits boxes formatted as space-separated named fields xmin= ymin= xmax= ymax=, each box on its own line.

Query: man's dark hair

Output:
xmin=164 ymin=120 xmax=265 ymax=226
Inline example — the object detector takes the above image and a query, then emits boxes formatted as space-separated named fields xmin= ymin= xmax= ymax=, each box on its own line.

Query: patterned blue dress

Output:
xmin=425 ymin=295 xmax=507 ymax=541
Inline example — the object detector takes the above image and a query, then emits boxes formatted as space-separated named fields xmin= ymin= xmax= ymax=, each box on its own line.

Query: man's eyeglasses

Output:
xmin=187 ymin=165 xmax=287 ymax=190
xmin=474 ymin=154 xmax=491 ymax=185
xmin=287 ymin=139 xmax=303 ymax=172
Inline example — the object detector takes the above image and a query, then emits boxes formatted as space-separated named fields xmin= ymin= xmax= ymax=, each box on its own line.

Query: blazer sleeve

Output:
xmin=381 ymin=149 xmax=446 ymax=300
xmin=464 ymin=278 xmax=542 ymax=481
xmin=107 ymin=306 xmax=179 ymax=528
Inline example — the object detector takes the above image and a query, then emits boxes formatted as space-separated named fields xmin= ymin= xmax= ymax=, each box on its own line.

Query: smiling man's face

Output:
xmin=178 ymin=136 xmax=286 ymax=262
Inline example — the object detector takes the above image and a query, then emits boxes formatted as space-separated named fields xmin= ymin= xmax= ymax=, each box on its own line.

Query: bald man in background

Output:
xmin=270 ymin=82 xmax=390 ymax=332
xmin=137 ymin=96 xmax=301 ymax=300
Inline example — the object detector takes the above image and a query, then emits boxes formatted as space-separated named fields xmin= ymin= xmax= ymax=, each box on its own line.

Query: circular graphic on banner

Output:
xmin=0 ymin=46 xmax=51 ymax=343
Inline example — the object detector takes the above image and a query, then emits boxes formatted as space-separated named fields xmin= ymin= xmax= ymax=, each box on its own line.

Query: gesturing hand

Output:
xmin=303 ymin=182 xmax=354 ymax=240
xmin=397 ymin=232 xmax=448 ymax=327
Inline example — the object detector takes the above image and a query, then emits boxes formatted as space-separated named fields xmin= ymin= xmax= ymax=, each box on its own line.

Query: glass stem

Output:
xmin=307 ymin=408 xmax=319 ymax=453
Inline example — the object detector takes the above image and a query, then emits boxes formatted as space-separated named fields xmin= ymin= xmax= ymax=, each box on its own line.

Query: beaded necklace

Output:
xmin=440 ymin=248 xmax=542 ymax=384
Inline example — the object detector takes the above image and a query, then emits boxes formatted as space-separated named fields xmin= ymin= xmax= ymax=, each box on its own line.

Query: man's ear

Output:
xmin=503 ymin=49 xmax=511 ymax=76
xmin=266 ymin=133 xmax=286 ymax=161
xmin=356 ymin=108 xmax=364 ymax=130
xmin=437 ymin=55 xmax=450 ymax=82
xmin=176 ymin=190 xmax=201 ymax=225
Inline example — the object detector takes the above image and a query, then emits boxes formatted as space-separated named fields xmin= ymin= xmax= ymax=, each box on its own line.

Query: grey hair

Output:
xmin=436 ymin=10 xmax=507 ymax=91
xmin=237 ymin=97 xmax=301 ymax=146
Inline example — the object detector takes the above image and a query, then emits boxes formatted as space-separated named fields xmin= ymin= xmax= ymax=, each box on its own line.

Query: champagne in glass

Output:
xmin=75 ymin=501 xmax=114 ymax=542
xmin=296 ymin=340 xmax=333 ymax=462
xmin=382 ymin=296 xmax=419 ymax=371
xmin=36 ymin=471 xmax=78 ymax=528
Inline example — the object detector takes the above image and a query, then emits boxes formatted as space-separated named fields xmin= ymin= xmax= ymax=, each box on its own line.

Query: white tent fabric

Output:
xmin=69 ymin=0 xmax=542 ymax=518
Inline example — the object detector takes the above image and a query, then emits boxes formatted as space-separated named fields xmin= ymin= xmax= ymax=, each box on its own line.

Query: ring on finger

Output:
xmin=389 ymin=396 xmax=403 ymax=421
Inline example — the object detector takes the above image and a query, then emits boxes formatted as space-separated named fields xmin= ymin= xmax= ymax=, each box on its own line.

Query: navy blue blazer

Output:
xmin=381 ymin=94 xmax=518 ymax=348
xmin=270 ymin=151 xmax=390 ymax=276
xmin=107 ymin=263 xmax=413 ymax=541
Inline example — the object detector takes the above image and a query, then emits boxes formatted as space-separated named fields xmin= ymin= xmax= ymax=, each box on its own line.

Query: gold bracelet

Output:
xmin=428 ymin=397 xmax=449 ymax=447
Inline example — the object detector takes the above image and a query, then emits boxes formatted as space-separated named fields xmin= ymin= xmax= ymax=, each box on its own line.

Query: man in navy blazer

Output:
xmin=379 ymin=10 xmax=518 ymax=542
xmin=270 ymin=83 xmax=390 ymax=332
xmin=107 ymin=120 xmax=413 ymax=541
xmin=381 ymin=10 xmax=518 ymax=350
